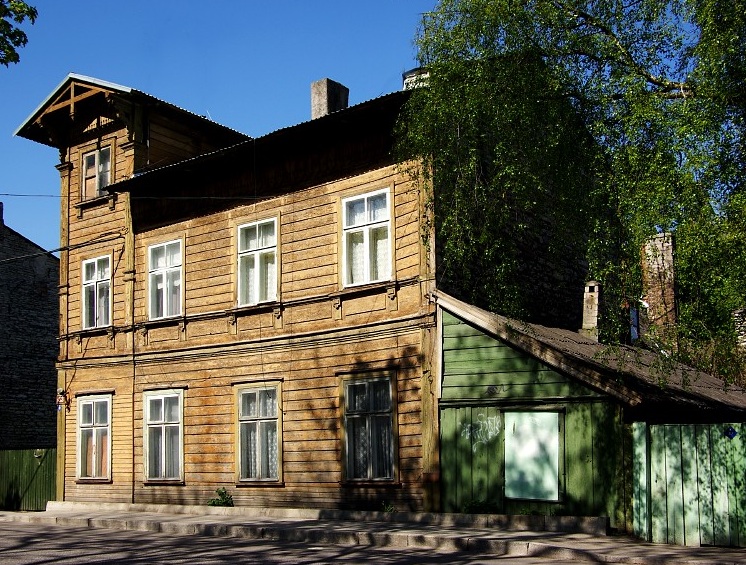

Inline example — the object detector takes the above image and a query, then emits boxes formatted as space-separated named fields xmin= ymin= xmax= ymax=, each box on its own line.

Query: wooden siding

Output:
xmin=439 ymin=310 xmax=631 ymax=528
xmin=635 ymin=423 xmax=746 ymax=547
xmin=0 ymin=449 xmax=56 ymax=511
xmin=58 ymin=162 xmax=431 ymax=511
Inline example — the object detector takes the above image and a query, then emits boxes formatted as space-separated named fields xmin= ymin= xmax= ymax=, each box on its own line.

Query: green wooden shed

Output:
xmin=432 ymin=291 xmax=746 ymax=547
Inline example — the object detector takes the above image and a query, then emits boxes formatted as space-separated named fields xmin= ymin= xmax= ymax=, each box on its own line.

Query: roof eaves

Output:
xmin=14 ymin=73 xmax=132 ymax=137
xmin=109 ymin=89 xmax=407 ymax=189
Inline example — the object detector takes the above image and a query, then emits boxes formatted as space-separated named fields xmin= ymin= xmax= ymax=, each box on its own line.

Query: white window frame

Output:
xmin=341 ymin=188 xmax=392 ymax=287
xmin=237 ymin=219 xmax=277 ymax=306
xmin=143 ymin=389 xmax=184 ymax=482
xmin=82 ymin=146 xmax=111 ymax=199
xmin=343 ymin=376 xmax=395 ymax=480
xmin=236 ymin=383 xmax=282 ymax=482
xmin=148 ymin=240 xmax=182 ymax=320
xmin=82 ymin=255 xmax=112 ymax=329
xmin=77 ymin=394 xmax=112 ymax=480
xmin=504 ymin=411 xmax=561 ymax=501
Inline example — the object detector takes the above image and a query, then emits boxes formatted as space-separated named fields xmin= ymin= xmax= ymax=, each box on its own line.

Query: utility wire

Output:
xmin=0 ymin=230 xmax=125 ymax=265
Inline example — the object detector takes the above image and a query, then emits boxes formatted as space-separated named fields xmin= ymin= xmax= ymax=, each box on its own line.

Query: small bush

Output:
xmin=207 ymin=487 xmax=234 ymax=507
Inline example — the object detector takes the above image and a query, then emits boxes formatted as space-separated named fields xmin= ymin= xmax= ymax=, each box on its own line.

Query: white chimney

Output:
xmin=311 ymin=78 xmax=349 ymax=119
xmin=580 ymin=281 xmax=600 ymax=341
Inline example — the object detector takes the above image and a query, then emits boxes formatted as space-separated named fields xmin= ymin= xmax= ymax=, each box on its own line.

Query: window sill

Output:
xmin=75 ymin=478 xmax=112 ymax=484
xmin=74 ymin=192 xmax=117 ymax=215
xmin=340 ymin=480 xmax=402 ymax=488
xmin=143 ymin=480 xmax=185 ymax=486
xmin=235 ymin=481 xmax=285 ymax=488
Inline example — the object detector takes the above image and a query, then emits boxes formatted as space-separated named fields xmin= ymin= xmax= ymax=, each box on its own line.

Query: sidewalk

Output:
xmin=1 ymin=502 xmax=744 ymax=564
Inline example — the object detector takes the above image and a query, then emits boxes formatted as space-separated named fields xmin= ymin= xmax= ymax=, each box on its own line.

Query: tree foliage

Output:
xmin=398 ymin=0 xmax=746 ymax=382
xmin=0 ymin=0 xmax=37 ymax=66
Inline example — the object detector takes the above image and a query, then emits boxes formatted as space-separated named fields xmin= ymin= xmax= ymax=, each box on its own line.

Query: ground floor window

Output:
xmin=77 ymin=394 xmax=111 ymax=480
xmin=504 ymin=411 xmax=560 ymax=501
xmin=237 ymin=384 xmax=280 ymax=481
xmin=344 ymin=376 xmax=394 ymax=480
xmin=144 ymin=389 xmax=183 ymax=481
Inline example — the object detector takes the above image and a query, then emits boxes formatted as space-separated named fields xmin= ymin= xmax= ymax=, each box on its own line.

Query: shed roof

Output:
xmin=433 ymin=290 xmax=746 ymax=422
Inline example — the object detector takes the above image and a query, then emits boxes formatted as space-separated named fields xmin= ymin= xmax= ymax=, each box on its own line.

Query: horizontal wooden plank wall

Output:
xmin=0 ymin=449 xmax=56 ymax=511
xmin=439 ymin=311 xmax=630 ymax=528
xmin=641 ymin=423 xmax=746 ymax=547
xmin=60 ymin=163 xmax=431 ymax=511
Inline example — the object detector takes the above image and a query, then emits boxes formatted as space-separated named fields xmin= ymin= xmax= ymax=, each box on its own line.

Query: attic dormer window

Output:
xmin=82 ymin=146 xmax=111 ymax=199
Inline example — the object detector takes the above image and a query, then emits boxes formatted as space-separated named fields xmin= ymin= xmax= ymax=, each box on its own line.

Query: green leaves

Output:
xmin=0 ymin=0 xmax=37 ymax=67
xmin=399 ymin=0 xmax=746 ymax=383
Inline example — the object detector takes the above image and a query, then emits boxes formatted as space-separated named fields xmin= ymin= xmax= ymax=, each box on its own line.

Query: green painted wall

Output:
xmin=439 ymin=311 xmax=630 ymax=528
xmin=0 ymin=448 xmax=56 ymax=511
xmin=637 ymin=423 xmax=746 ymax=547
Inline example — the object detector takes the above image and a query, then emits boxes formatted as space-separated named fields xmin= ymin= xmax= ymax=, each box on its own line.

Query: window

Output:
xmin=82 ymin=256 xmax=111 ymax=329
xmin=344 ymin=377 xmax=394 ymax=480
xmin=82 ymin=146 xmax=111 ymax=199
xmin=237 ymin=385 xmax=280 ymax=481
xmin=237 ymin=219 xmax=277 ymax=306
xmin=148 ymin=240 xmax=182 ymax=319
xmin=504 ymin=412 xmax=560 ymax=501
xmin=77 ymin=395 xmax=111 ymax=480
xmin=342 ymin=189 xmax=391 ymax=286
xmin=144 ymin=390 xmax=183 ymax=481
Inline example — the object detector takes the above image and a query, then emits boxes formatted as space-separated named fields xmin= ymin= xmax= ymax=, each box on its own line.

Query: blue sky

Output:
xmin=0 ymin=1 xmax=435 ymax=253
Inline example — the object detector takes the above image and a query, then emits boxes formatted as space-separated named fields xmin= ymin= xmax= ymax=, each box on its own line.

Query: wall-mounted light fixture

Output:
xmin=56 ymin=388 xmax=70 ymax=412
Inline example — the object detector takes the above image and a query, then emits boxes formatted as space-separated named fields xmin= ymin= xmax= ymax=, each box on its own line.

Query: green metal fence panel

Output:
xmin=0 ymin=448 xmax=56 ymax=511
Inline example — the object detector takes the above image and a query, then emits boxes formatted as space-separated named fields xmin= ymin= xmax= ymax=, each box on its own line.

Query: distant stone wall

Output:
xmin=0 ymin=213 xmax=59 ymax=450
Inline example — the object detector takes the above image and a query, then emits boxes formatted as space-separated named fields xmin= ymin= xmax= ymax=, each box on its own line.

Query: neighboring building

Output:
xmin=434 ymin=290 xmax=746 ymax=547
xmin=15 ymin=73 xmax=746 ymax=546
xmin=0 ymin=202 xmax=59 ymax=509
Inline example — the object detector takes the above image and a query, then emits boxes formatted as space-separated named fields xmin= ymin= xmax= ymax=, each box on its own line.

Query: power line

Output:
xmin=0 ymin=230 xmax=125 ymax=265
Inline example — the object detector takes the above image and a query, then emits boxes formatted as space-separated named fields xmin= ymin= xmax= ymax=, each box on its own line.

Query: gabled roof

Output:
xmin=433 ymin=290 xmax=746 ymax=422
xmin=15 ymin=73 xmax=249 ymax=147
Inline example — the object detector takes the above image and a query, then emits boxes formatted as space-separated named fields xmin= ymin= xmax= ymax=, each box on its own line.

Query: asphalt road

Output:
xmin=0 ymin=521 xmax=583 ymax=564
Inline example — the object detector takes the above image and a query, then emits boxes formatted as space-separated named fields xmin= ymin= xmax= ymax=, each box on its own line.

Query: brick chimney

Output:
xmin=579 ymin=281 xmax=600 ymax=341
xmin=640 ymin=233 xmax=677 ymax=346
xmin=311 ymin=78 xmax=349 ymax=119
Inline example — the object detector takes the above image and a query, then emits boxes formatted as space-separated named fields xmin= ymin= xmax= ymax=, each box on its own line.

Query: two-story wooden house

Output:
xmin=16 ymin=74 xmax=436 ymax=510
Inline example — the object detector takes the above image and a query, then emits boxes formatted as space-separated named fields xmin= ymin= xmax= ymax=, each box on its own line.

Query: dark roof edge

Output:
xmin=432 ymin=290 xmax=643 ymax=406
xmin=15 ymin=73 xmax=250 ymax=142
xmin=107 ymin=89 xmax=409 ymax=192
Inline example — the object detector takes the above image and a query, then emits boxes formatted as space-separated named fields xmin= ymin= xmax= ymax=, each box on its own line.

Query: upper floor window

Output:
xmin=82 ymin=256 xmax=111 ymax=329
xmin=82 ymin=147 xmax=111 ymax=199
xmin=77 ymin=395 xmax=111 ymax=480
xmin=342 ymin=189 xmax=391 ymax=287
xmin=238 ymin=219 xmax=277 ymax=306
xmin=344 ymin=376 xmax=394 ymax=480
xmin=237 ymin=384 xmax=281 ymax=481
xmin=144 ymin=389 xmax=183 ymax=481
xmin=148 ymin=240 xmax=182 ymax=320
